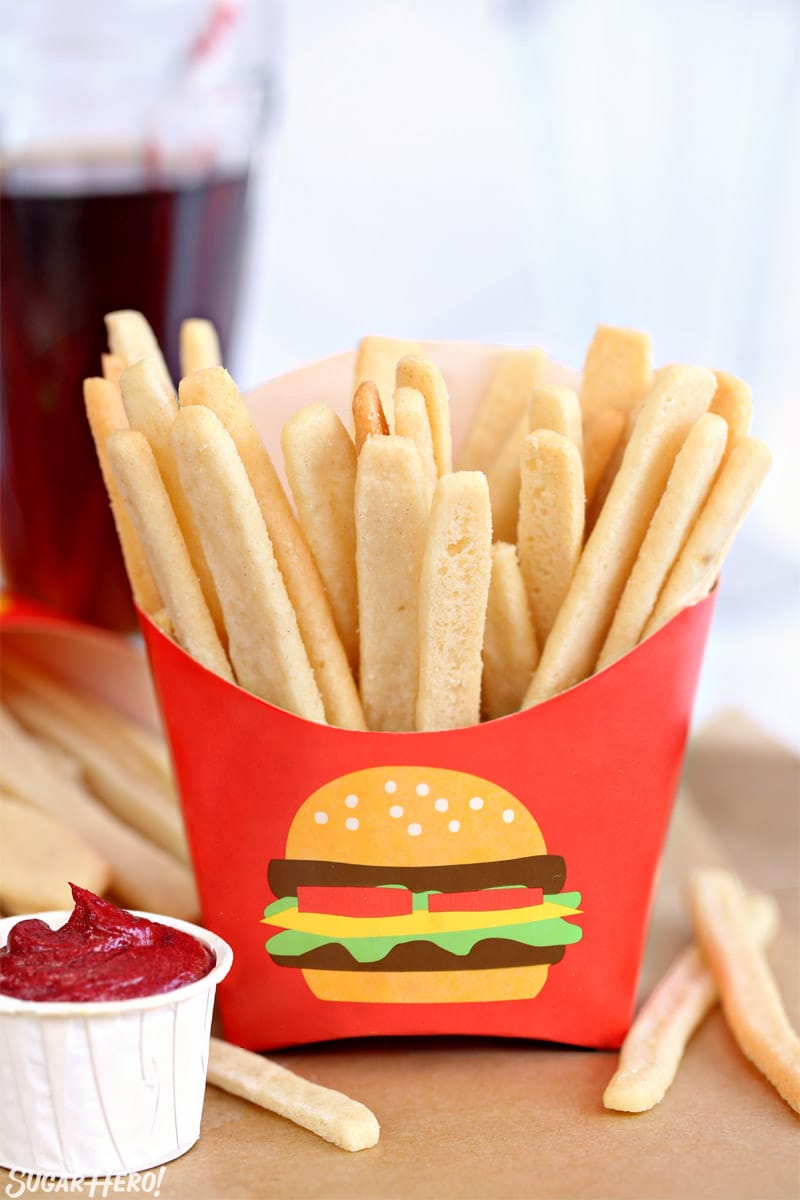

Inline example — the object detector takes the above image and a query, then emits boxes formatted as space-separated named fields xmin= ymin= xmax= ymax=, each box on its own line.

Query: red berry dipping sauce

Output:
xmin=0 ymin=884 xmax=215 ymax=1002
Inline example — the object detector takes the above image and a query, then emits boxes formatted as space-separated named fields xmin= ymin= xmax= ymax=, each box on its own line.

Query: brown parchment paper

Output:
xmin=5 ymin=713 xmax=794 ymax=1200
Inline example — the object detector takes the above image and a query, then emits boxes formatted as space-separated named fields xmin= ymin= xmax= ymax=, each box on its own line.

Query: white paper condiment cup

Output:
xmin=0 ymin=910 xmax=233 ymax=1178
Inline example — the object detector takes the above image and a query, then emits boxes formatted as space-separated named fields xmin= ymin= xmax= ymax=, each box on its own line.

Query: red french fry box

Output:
xmin=138 ymin=343 xmax=717 ymax=1053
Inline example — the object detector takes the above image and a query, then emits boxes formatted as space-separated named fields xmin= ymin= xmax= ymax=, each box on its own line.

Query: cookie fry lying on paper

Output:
xmin=690 ymin=867 xmax=800 ymax=1115
xmin=604 ymin=889 xmax=779 ymax=1112
xmin=207 ymin=1037 xmax=380 ymax=1152
xmin=0 ymin=708 xmax=198 ymax=920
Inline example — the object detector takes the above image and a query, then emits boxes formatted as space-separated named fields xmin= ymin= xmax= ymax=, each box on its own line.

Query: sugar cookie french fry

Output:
xmin=0 ymin=791 xmax=112 ymax=915
xmin=180 ymin=317 xmax=222 ymax=377
xmin=152 ymin=606 xmax=174 ymax=637
xmin=529 ymin=384 xmax=583 ymax=456
xmin=101 ymin=353 xmax=125 ymax=387
xmin=30 ymin=736 xmax=82 ymax=782
xmin=517 ymin=431 xmax=584 ymax=647
xmin=485 ymin=411 xmax=528 ymax=544
xmin=711 ymin=370 xmax=752 ymax=465
xmin=281 ymin=404 xmax=359 ymax=674
xmin=120 ymin=719 xmax=174 ymax=795
xmin=120 ymin=358 xmax=225 ymax=638
xmin=0 ymin=708 xmax=198 ymax=920
xmin=105 ymin=309 xmax=172 ymax=393
xmin=585 ymin=418 xmax=632 ymax=534
xmin=524 ymin=366 xmax=716 ymax=705
xmin=645 ymin=436 xmax=771 ymax=636
xmin=107 ymin=429 xmax=234 ymax=682
xmin=396 ymin=355 xmax=453 ymax=476
xmin=604 ymin=890 xmax=779 ymax=1113
xmin=597 ymin=412 xmax=728 ymax=669
xmin=352 ymin=380 xmax=389 ymax=452
xmin=582 ymin=406 xmax=626 ymax=510
xmin=481 ymin=543 xmax=539 ymax=721
xmin=180 ymin=369 xmax=364 ymax=730
xmin=355 ymin=436 xmax=429 ymax=731
xmin=394 ymin=385 xmax=437 ymax=502
xmin=171 ymin=405 xmax=326 ymax=722
xmin=581 ymin=328 xmax=653 ymax=528
xmin=690 ymin=868 xmax=800 ymax=1115
xmin=487 ymin=384 xmax=583 ymax=545
xmin=2 ymin=669 xmax=188 ymax=864
xmin=458 ymin=348 xmax=546 ymax=473
xmin=354 ymin=334 xmax=422 ymax=430
xmin=416 ymin=472 xmax=492 ymax=731
xmin=84 ymin=376 xmax=162 ymax=616
xmin=1 ymin=654 xmax=175 ymax=801
xmin=207 ymin=1038 xmax=380 ymax=1152
xmin=580 ymin=325 xmax=653 ymax=419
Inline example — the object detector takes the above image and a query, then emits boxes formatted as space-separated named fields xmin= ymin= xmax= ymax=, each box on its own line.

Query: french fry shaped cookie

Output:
xmin=604 ymin=890 xmax=779 ymax=1112
xmin=207 ymin=1038 xmax=380 ymax=1152
xmin=582 ymin=406 xmax=626 ymax=510
xmin=355 ymin=436 xmax=429 ymax=731
xmin=100 ymin=353 xmax=126 ymax=388
xmin=517 ymin=431 xmax=584 ymax=647
xmin=281 ymin=404 xmax=360 ymax=675
xmin=352 ymin=380 xmax=389 ymax=452
xmin=394 ymin=385 xmax=437 ymax=503
xmin=458 ymin=348 xmax=546 ymax=473
xmin=416 ymin=472 xmax=492 ymax=731
xmin=396 ymin=355 xmax=453 ymax=476
xmin=529 ymin=385 xmax=583 ymax=456
xmin=1 ymin=653 xmax=174 ymax=797
xmin=105 ymin=309 xmax=173 ymax=393
xmin=107 ymin=429 xmax=233 ymax=682
xmin=524 ymin=365 xmax=715 ymax=705
xmin=488 ymin=384 xmax=582 ymax=545
xmin=171 ymin=405 xmax=326 ymax=723
xmin=485 ymin=411 xmax=528 ymax=545
xmin=354 ymin=335 xmax=422 ymax=430
xmin=0 ymin=709 xmax=198 ymax=921
xmin=597 ymin=412 xmax=728 ymax=669
xmin=710 ymin=370 xmax=752 ymax=466
xmin=0 ymin=791 xmax=112 ymax=915
xmin=690 ymin=868 xmax=800 ymax=1115
xmin=644 ymin=436 xmax=771 ymax=636
xmin=180 ymin=369 xmax=365 ymax=730
xmin=481 ymin=543 xmax=539 ymax=720
xmin=3 ymin=677 xmax=189 ymax=865
xmin=121 ymin=358 xmax=225 ymax=638
xmin=180 ymin=317 xmax=222 ymax=377
xmin=84 ymin=376 xmax=162 ymax=616
xmin=580 ymin=324 xmax=653 ymax=419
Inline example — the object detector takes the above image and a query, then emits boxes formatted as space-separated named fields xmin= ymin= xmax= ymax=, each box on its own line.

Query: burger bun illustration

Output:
xmin=262 ymin=766 xmax=582 ymax=1004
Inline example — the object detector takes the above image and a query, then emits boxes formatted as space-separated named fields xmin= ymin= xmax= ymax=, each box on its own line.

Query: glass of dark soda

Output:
xmin=0 ymin=2 xmax=276 ymax=630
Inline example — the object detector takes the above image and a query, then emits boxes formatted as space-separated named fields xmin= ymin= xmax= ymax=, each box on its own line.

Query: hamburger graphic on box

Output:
xmin=262 ymin=766 xmax=582 ymax=1004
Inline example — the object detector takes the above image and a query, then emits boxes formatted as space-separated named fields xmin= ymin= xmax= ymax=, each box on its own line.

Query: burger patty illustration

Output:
xmin=262 ymin=766 xmax=582 ymax=1004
